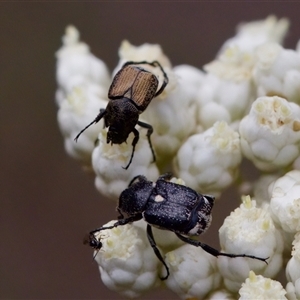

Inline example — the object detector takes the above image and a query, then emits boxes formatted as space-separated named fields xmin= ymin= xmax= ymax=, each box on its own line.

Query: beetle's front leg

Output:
xmin=146 ymin=225 xmax=170 ymax=281
xmin=128 ymin=174 xmax=148 ymax=187
xmin=137 ymin=121 xmax=156 ymax=163
xmin=123 ymin=128 xmax=139 ymax=170
xmin=175 ymin=233 xmax=269 ymax=264
xmin=90 ymin=214 xmax=143 ymax=235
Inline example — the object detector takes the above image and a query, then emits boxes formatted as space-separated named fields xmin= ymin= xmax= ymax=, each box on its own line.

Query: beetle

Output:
xmin=74 ymin=60 xmax=169 ymax=169
xmin=87 ymin=174 xmax=268 ymax=280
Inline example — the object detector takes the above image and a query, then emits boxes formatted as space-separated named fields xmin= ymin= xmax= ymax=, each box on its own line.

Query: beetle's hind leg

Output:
xmin=137 ymin=121 xmax=156 ymax=163
xmin=146 ymin=224 xmax=170 ymax=280
xmin=175 ymin=233 xmax=268 ymax=264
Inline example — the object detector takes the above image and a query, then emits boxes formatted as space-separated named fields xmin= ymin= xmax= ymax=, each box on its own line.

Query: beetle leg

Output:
xmin=74 ymin=109 xmax=106 ymax=142
xmin=146 ymin=224 xmax=170 ymax=281
xmin=158 ymin=173 xmax=173 ymax=181
xmin=122 ymin=128 xmax=139 ymax=170
xmin=117 ymin=207 xmax=124 ymax=219
xmin=137 ymin=121 xmax=156 ymax=163
xmin=151 ymin=61 xmax=169 ymax=97
xmin=175 ymin=233 xmax=269 ymax=264
xmin=90 ymin=214 xmax=143 ymax=235
xmin=128 ymin=175 xmax=148 ymax=187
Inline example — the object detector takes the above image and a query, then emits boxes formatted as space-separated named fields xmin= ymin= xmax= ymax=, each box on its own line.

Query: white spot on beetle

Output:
xmin=154 ymin=194 xmax=165 ymax=202
xmin=188 ymin=224 xmax=200 ymax=235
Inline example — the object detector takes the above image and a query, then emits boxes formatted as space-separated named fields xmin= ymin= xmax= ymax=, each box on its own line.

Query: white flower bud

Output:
xmin=253 ymin=43 xmax=300 ymax=104
xmin=239 ymin=96 xmax=300 ymax=172
xmin=207 ymin=290 xmax=235 ymax=300
xmin=55 ymin=26 xmax=111 ymax=167
xmin=92 ymin=128 xmax=159 ymax=200
xmin=286 ymin=282 xmax=299 ymax=300
xmin=93 ymin=220 xmax=161 ymax=298
xmin=164 ymin=244 xmax=221 ymax=299
xmin=117 ymin=39 xmax=172 ymax=69
xmin=197 ymin=46 xmax=255 ymax=129
xmin=57 ymin=83 xmax=108 ymax=167
xmin=286 ymin=232 xmax=300 ymax=300
xmin=218 ymin=196 xmax=284 ymax=292
xmin=142 ymin=65 xmax=202 ymax=168
xmin=56 ymin=25 xmax=110 ymax=94
xmin=239 ymin=271 xmax=287 ymax=300
xmin=269 ymin=170 xmax=300 ymax=233
xmin=219 ymin=15 xmax=289 ymax=55
xmin=174 ymin=121 xmax=242 ymax=197
xmin=252 ymin=174 xmax=279 ymax=207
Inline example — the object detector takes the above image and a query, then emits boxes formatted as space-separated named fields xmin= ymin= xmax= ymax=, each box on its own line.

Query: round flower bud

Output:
xmin=57 ymin=83 xmax=108 ymax=168
xmin=239 ymin=96 xmax=300 ymax=172
xmin=239 ymin=271 xmax=287 ymax=300
xmin=253 ymin=43 xmax=300 ymax=104
xmin=174 ymin=121 xmax=242 ymax=197
xmin=92 ymin=220 xmax=161 ymax=298
xmin=92 ymin=128 xmax=159 ymax=200
xmin=55 ymin=25 xmax=111 ymax=167
xmin=56 ymin=25 xmax=110 ymax=95
xmin=218 ymin=196 xmax=284 ymax=292
xmin=142 ymin=65 xmax=203 ymax=168
xmin=197 ymin=46 xmax=255 ymax=129
xmin=206 ymin=290 xmax=235 ymax=300
xmin=164 ymin=244 xmax=221 ymax=299
xmin=286 ymin=232 xmax=300 ymax=300
xmin=219 ymin=15 xmax=289 ymax=55
xmin=269 ymin=170 xmax=300 ymax=233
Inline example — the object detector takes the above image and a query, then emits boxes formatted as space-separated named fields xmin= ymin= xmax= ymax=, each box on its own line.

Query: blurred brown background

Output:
xmin=1 ymin=3 xmax=300 ymax=299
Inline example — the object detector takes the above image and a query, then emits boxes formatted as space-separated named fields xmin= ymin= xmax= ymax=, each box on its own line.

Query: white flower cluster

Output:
xmin=55 ymin=15 xmax=300 ymax=299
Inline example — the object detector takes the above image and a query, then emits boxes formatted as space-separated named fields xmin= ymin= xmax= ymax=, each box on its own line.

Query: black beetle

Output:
xmin=87 ymin=174 xmax=268 ymax=280
xmin=75 ymin=61 xmax=169 ymax=169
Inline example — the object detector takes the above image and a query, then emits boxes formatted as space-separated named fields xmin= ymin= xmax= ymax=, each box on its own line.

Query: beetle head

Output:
xmin=107 ymin=126 xmax=130 ymax=145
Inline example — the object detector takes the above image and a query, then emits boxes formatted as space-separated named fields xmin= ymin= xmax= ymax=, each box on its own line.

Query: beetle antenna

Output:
xmin=74 ymin=109 xmax=106 ymax=142
xmin=175 ymin=233 xmax=269 ymax=264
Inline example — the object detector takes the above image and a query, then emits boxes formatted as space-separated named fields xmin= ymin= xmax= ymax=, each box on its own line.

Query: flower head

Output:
xmin=269 ymin=170 xmax=300 ymax=233
xmin=93 ymin=220 xmax=161 ymax=298
xmin=239 ymin=96 xmax=300 ymax=171
xmin=218 ymin=196 xmax=283 ymax=292
xmin=164 ymin=244 xmax=221 ymax=300
xmin=238 ymin=271 xmax=287 ymax=300
xmin=174 ymin=121 xmax=241 ymax=197
xmin=92 ymin=129 xmax=159 ymax=200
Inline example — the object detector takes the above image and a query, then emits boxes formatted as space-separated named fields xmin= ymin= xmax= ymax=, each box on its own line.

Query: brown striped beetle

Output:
xmin=87 ymin=174 xmax=268 ymax=280
xmin=75 ymin=61 xmax=169 ymax=169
